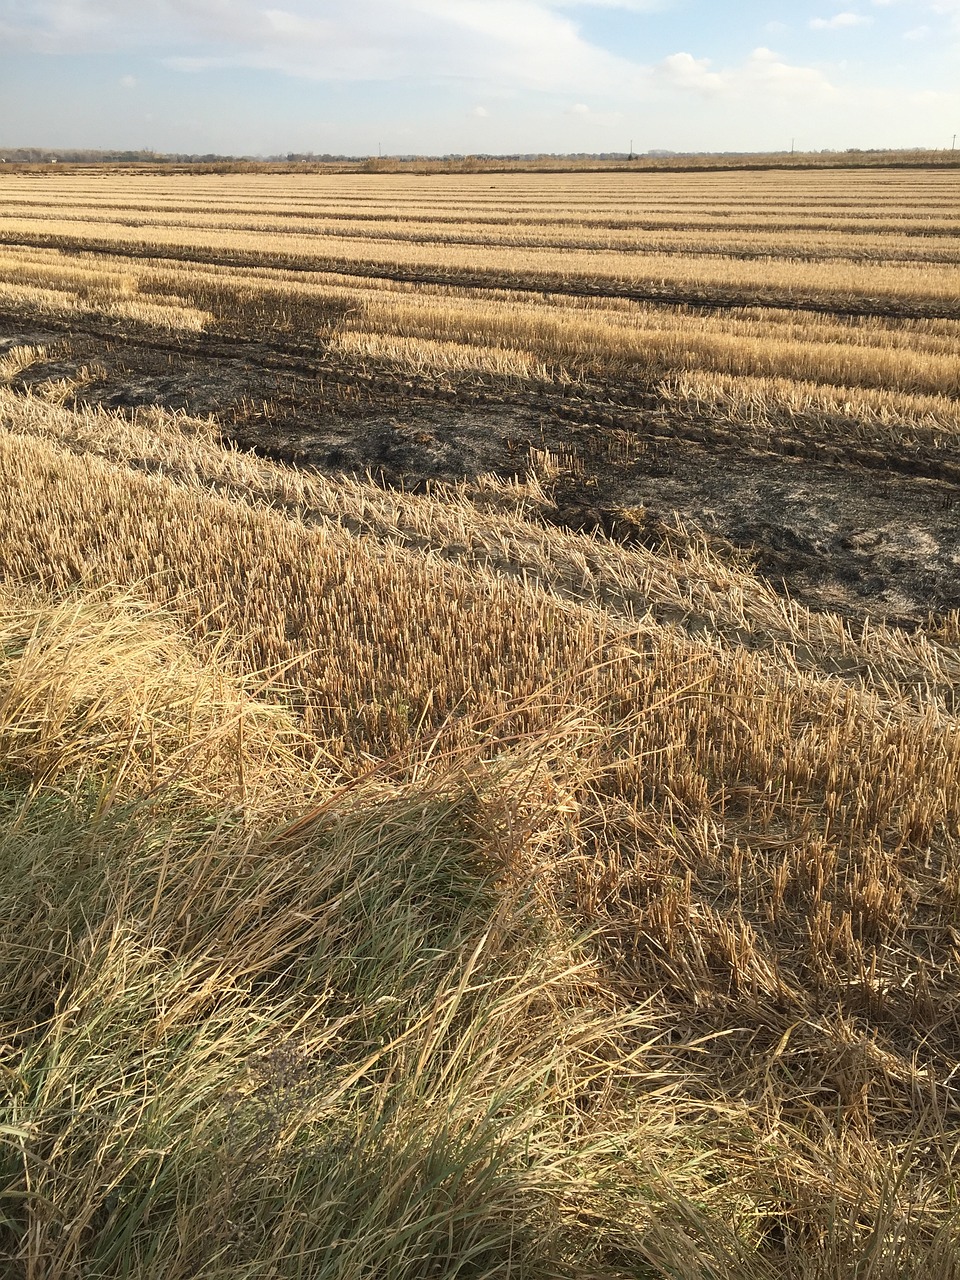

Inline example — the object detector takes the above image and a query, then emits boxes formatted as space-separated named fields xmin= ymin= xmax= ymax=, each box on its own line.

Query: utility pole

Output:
xmin=790 ymin=137 xmax=795 ymax=155
xmin=628 ymin=138 xmax=634 ymax=160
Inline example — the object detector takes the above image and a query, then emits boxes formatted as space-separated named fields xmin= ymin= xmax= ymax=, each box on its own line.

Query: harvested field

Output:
xmin=1 ymin=167 xmax=959 ymax=619
xmin=1 ymin=165 xmax=959 ymax=1278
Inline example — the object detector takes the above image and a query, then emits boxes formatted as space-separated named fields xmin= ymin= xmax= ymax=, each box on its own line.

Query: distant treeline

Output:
xmin=1 ymin=147 xmax=958 ymax=174
xmin=0 ymin=148 xmax=243 ymax=165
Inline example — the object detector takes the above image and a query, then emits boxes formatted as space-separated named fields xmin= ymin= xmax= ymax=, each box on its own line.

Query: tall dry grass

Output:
xmin=1 ymin=388 xmax=960 ymax=1273
xmin=0 ymin=586 xmax=687 ymax=1280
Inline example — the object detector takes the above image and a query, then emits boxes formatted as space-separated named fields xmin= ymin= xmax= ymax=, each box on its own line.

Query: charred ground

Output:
xmin=3 ymin=308 xmax=957 ymax=628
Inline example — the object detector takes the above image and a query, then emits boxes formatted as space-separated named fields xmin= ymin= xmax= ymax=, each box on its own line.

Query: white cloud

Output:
xmin=810 ymin=12 xmax=873 ymax=28
xmin=657 ymin=46 xmax=835 ymax=100
xmin=0 ymin=0 xmax=650 ymax=93
xmin=867 ymin=0 xmax=960 ymax=39
xmin=744 ymin=46 xmax=837 ymax=94
xmin=659 ymin=51 xmax=725 ymax=92
xmin=471 ymin=104 xmax=490 ymax=116
xmin=119 ymin=73 xmax=136 ymax=87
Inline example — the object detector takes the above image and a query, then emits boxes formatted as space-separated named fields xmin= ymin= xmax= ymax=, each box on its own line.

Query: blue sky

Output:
xmin=0 ymin=0 xmax=957 ymax=155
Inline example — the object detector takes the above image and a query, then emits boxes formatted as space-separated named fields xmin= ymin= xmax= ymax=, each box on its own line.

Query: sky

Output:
xmin=0 ymin=0 xmax=958 ymax=156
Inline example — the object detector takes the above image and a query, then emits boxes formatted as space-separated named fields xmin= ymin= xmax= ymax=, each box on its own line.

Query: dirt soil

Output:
xmin=3 ymin=315 xmax=958 ymax=627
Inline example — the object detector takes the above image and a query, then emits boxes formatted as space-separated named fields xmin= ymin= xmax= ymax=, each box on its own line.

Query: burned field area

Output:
xmin=0 ymin=166 xmax=958 ymax=623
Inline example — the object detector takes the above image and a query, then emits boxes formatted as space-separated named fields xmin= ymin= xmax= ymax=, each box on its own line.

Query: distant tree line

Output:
xmin=0 ymin=149 xmax=240 ymax=164
xmin=1 ymin=146 xmax=955 ymax=173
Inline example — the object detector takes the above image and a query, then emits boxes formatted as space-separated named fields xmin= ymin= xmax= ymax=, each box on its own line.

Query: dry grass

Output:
xmin=8 ymin=202 xmax=960 ymax=264
xmin=1 ymin=168 xmax=960 ymax=1275
xmin=658 ymin=370 xmax=960 ymax=446
xmin=0 ymin=381 xmax=956 ymax=699
xmin=335 ymin=289 xmax=960 ymax=396
xmin=1 ymin=388 xmax=960 ymax=1274
xmin=2 ymin=171 xmax=960 ymax=310
xmin=7 ymin=212 xmax=960 ymax=304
